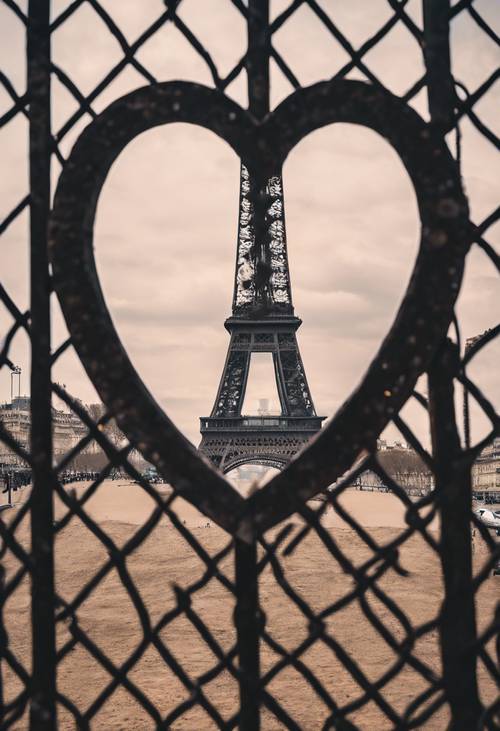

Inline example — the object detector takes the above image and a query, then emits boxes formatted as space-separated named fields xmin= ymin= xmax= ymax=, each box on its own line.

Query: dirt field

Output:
xmin=1 ymin=481 xmax=498 ymax=730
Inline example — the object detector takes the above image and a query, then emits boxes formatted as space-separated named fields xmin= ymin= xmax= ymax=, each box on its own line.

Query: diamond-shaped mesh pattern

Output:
xmin=0 ymin=1 xmax=498 ymax=729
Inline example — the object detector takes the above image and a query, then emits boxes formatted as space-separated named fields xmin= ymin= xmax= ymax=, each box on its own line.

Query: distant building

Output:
xmin=0 ymin=396 xmax=96 ymax=466
xmin=377 ymin=439 xmax=411 ymax=451
xmin=256 ymin=398 xmax=280 ymax=416
xmin=257 ymin=398 xmax=270 ymax=416
xmin=472 ymin=437 xmax=500 ymax=501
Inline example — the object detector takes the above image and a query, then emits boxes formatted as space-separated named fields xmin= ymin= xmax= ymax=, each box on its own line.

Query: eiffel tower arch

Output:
xmin=199 ymin=165 xmax=325 ymax=473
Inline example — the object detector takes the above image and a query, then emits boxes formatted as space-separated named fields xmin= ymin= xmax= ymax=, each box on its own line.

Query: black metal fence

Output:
xmin=0 ymin=1 xmax=499 ymax=729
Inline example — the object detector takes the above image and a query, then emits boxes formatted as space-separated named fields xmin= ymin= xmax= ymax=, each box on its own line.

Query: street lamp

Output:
xmin=10 ymin=365 xmax=21 ymax=403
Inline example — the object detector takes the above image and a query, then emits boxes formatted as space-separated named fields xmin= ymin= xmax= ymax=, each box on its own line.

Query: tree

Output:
xmin=85 ymin=403 xmax=125 ymax=448
xmin=377 ymin=447 xmax=428 ymax=476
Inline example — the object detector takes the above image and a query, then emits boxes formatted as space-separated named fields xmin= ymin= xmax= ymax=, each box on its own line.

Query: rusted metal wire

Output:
xmin=0 ymin=1 xmax=498 ymax=729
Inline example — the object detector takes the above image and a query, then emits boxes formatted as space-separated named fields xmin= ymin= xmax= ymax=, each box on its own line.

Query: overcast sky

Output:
xmin=0 ymin=0 xmax=498 ymax=450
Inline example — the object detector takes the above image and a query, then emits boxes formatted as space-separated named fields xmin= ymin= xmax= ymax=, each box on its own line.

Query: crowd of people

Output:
xmin=60 ymin=470 xmax=102 ymax=484
xmin=1 ymin=467 xmax=31 ymax=493
xmin=0 ymin=466 xmax=130 ymax=506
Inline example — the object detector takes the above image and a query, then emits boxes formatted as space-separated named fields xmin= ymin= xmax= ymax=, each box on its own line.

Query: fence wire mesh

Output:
xmin=0 ymin=0 xmax=499 ymax=729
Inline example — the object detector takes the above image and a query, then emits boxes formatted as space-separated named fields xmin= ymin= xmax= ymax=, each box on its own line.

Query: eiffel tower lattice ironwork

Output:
xmin=199 ymin=164 xmax=325 ymax=473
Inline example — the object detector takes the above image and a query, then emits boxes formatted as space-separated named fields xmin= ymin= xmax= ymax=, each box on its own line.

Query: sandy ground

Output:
xmin=1 ymin=481 xmax=498 ymax=730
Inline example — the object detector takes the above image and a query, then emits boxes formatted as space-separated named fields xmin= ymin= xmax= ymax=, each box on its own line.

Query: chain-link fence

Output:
xmin=0 ymin=1 xmax=499 ymax=729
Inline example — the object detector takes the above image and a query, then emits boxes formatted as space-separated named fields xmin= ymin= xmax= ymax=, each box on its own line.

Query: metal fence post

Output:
xmin=423 ymin=8 xmax=481 ymax=724
xmin=234 ymin=537 xmax=261 ymax=731
xmin=0 ymin=565 xmax=5 ymax=727
xmin=28 ymin=2 xmax=57 ymax=728
xmin=422 ymin=0 xmax=455 ymax=135
xmin=428 ymin=340 xmax=481 ymax=730
xmin=246 ymin=0 xmax=270 ymax=120
xmin=232 ymin=5 xmax=271 ymax=726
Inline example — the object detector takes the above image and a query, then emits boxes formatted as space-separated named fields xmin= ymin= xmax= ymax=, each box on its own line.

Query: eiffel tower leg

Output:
xmin=272 ymin=350 xmax=288 ymax=416
xmin=212 ymin=335 xmax=251 ymax=418
xmin=199 ymin=334 xmax=251 ymax=468
xmin=275 ymin=331 xmax=315 ymax=417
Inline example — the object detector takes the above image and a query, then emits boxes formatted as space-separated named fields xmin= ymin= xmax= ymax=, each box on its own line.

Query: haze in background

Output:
xmin=0 ymin=0 xmax=498 ymax=449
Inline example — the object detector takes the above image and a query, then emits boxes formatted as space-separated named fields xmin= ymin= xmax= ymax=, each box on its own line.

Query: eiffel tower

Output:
xmin=199 ymin=164 xmax=325 ymax=474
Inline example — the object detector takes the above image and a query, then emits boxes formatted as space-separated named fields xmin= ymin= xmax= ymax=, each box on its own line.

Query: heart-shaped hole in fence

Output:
xmin=49 ymin=80 xmax=469 ymax=540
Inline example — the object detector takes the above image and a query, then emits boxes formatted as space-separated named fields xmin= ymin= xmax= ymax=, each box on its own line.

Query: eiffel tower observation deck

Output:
xmin=199 ymin=164 xmax=325 ymax=474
